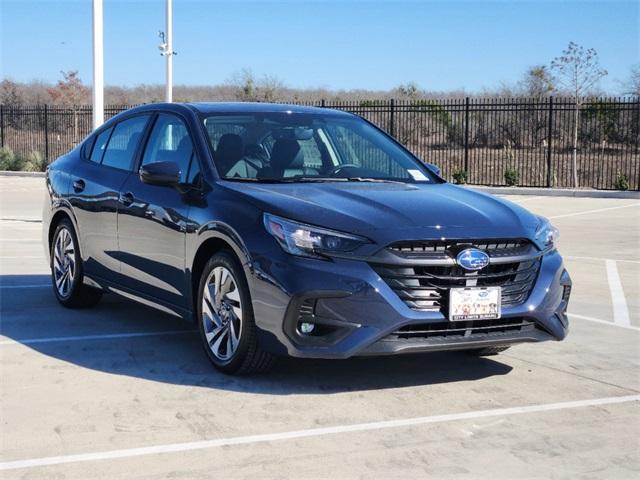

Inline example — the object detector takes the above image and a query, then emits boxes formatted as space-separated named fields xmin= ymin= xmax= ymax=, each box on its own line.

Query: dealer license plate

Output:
xmin=449 ymin=287 xmax=501 ymax=321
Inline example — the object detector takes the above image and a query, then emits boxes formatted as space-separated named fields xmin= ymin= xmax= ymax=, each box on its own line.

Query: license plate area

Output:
xmin=449 ymin=287 xmax=501 ymax=321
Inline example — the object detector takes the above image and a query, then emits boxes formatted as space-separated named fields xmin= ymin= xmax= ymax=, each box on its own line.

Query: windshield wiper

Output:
xmin=224 ymin=177 xmax=408 ymax=184
xmin=223 ymin=177 xmax=348 ymax=183
xmin=346 ymin=177 xmax=408 ymax=185
xmin=280 ymin=177 xmax=349 ymax=183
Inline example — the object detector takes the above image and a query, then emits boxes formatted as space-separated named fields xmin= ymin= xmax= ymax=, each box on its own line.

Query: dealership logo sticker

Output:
xmin=456 ymin=248 xmax=490 ymax=271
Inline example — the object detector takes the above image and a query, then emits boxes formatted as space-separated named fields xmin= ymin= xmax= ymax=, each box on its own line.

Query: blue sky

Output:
xmin=1 ymin=0 xmax=638 ymax=92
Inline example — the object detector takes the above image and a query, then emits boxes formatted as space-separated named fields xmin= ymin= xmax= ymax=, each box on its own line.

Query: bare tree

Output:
xmin=47 ymin=71 xmax=90 ymax=142
xmin=519 ymin=66 xmax=555 ymax=146
xmin=259 ymin=75 xmax=286 ymax=102
xmin=227 ymin=69 xmax=287 ymax=102
xmin=0 ymin=79 xmax=23 ymax=106
xmin=521 ymin=66 xmax=555 ymax=98
xmin=228 ymin=69 xmax=257 ymax=101
xmin=619 ymin=64 xmax=640 ymax=96
xmin=47 ymin=70 xmax=89 ymax=106
xmin=551 ymin=42 xmax=607 ymax=187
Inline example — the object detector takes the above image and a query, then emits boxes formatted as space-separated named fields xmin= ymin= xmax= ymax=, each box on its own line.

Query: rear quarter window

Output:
xmin=101 ymin=115 xmax=150 ymax=170
xmin=88 ymin=127 xmax=113 ymax=163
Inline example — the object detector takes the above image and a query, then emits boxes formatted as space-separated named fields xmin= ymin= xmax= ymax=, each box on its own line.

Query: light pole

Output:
xmin=158 ymin=0 xmax=176 ymax=103
xmin=92 ymin=0 xmax=104 ymax=129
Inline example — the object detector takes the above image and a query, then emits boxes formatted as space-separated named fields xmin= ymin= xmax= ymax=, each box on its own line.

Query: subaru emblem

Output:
xmin=456 ymin=248 xmax=490 ymax=271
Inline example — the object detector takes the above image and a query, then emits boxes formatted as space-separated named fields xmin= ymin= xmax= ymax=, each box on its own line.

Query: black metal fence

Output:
xmin=1 ymin=97 xmax=638 ymax=190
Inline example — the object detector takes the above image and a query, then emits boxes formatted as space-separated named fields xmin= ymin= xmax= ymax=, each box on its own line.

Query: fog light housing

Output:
xmin=299 ymin=322 xmax=315 ymax=335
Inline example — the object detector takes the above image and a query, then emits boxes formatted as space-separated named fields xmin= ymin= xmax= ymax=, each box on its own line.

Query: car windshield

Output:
xmin=202 ymin=112 xmax=438 ymax=183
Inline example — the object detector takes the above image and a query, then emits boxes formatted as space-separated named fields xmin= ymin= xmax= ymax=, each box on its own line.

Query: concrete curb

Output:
xmin=468 ymin=185 xmax=640 ymax=199
xmin=0 ymin=171 xmax=46 ymax=178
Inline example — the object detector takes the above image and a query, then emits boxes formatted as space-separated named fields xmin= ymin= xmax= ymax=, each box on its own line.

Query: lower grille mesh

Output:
xmin=391 ymin=318 xmax=536 ymax=339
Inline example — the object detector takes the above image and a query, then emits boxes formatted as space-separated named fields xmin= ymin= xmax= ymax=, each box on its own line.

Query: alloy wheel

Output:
xmin=201 ymin=266 xmax=243 ymax=361
xmin=53 ymin=227 xmax=76 ymax=297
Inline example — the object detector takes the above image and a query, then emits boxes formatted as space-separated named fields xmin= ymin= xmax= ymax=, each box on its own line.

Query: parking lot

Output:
xmin=0 ymin=175 xmax=638 ymax=479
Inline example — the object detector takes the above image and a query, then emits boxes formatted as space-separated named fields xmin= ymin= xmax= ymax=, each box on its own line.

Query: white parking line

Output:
xmin=569 ymin=313 xmax=639 ymax=332
xmin=504 ymin=196 xmax=544 ymax=204
xmin=549 ymin=202 xmax=640 ymax=220
xmin=0 ymin=330 xmax=196 ymax=346
xmin=1 ymin=394 xmax=637 ymax=471
xmin=0 ymin=238 xmax=41 ymax=242
xmin=0 ymin=284 xmax=50 ymax=289
xmin=605 ymin=260 xmax=631 ymax=326
xmin=0 ymin=283 xmax=51 ymax=290
xmin=0 ymin=218 xmax=42 ymax=223
xmin=0 ymin=255 xmax=45 ymax=259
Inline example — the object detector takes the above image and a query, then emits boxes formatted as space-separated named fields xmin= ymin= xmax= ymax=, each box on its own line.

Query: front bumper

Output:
xmin=247 ymin=246 xmax=571 ymax=359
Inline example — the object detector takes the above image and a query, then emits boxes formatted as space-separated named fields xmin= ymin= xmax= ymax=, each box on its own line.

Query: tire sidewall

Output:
xmin=197 ymin=251 xmax=254 ymax=372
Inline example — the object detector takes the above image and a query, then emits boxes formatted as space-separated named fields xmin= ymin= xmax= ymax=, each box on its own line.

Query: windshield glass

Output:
xmin=202 ymin=112 xmax=438 ymax=183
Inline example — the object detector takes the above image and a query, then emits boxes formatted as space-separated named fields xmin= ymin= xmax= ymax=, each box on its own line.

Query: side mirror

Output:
xmin=425 ymin=162 xmax=441 ymax=176
xmin=140 ymin=161 xmax=181 ymax=187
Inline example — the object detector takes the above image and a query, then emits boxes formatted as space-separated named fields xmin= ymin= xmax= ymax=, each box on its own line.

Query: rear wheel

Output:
xmin=197 ymin=251 xmax=275 ymax=374
xmin=51 ymin=219 xmax=102 ymax=308
xmin=468 ymin=346 xmax=511 ymax=356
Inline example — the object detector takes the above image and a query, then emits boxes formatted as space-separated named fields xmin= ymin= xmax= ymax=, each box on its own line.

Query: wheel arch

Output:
xmin=48 ymin=206 xmax=81 ymax=255
xmin=189 ymin=227 xmax=252 ymax=321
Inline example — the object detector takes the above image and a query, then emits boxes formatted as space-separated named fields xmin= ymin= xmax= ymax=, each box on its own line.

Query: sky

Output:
xmin=1 ymin=0 xmax=638 ymax=93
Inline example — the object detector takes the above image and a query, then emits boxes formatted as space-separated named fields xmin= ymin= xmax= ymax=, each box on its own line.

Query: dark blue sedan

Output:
xmin=42 ymin=102 xmax=571 ymax=374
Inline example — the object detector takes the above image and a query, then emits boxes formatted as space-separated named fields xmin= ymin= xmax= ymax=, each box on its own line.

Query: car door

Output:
xmin=116 ymin=113 xmax=202 ymax=310
xmin=68 ymin=114 xmax=150 ymax=281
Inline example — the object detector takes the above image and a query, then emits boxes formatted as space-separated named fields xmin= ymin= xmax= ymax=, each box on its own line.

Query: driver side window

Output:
xmin=141 ymin=114 xmax=200 ymax=184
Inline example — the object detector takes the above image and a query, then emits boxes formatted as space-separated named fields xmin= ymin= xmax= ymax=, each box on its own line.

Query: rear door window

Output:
xmin=101 ymin=115 xmax=150 ymax=170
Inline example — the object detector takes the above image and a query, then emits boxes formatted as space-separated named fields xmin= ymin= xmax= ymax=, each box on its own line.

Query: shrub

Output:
xmin=23 ymin=151 xmax=47 ymax=172
xmin=0 ymin=147 xmax=23 ymax=171
xmin=504 ymin=168 xmax=519 ymax=186
xmin=613 ymin=173 xmax=629 ymax=191
xmin=452 ymin=169 xmax=468 ymax=184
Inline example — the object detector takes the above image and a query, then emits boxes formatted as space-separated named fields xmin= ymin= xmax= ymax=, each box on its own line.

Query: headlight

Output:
xmin=263 ymin=213 xmax=370 ymax=259
xmin=534 ymin=216 xmax=559 ymax=250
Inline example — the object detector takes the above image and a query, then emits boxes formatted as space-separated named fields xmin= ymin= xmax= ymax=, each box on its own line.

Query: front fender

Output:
xmin=185 ymin=220 xmax=255 ymax=317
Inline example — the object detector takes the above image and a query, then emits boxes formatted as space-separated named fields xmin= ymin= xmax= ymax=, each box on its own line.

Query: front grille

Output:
xmin=390 ymin=318 xmax=536 ymax=339
xmin=373 ymin=258 xmax=541 ymax=312
xmin=389 ymin=238 xmax=533 ymax=259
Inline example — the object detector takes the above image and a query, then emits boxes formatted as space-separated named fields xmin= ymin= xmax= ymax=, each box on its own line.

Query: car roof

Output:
xmin=186 ymin=102 xmax=353 ymax=116
xmin=118 ymin=102 xmax=353 ymax=118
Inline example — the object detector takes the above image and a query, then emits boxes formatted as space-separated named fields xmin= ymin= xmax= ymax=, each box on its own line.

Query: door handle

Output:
xmin=119 ymin=192 xmax=135 ymax=206
xmin=73 ymin=179 xmax=85 ymax=192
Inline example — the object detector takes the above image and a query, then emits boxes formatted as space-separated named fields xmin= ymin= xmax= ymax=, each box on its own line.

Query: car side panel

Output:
xmin=116 ymin=176 xmax=192 ymax=308
xmin=67 ymin=159 xmax=130 ymax=280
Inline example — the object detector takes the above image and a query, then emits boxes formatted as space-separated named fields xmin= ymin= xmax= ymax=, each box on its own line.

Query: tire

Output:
xmin=50 ymin=218 xmax=102 ymax=308
xmin=468 ymin=346 xmax=511 ymax=356
xmin=197 ymin=251 xmax=275 ymax=374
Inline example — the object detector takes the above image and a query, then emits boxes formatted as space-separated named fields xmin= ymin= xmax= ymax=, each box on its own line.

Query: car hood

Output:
xmin=221 ymin=181 xmax=540 ymax=244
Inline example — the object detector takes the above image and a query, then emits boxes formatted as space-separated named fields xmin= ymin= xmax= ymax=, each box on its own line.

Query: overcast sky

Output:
xmin=1 ymin=0 xmax=638 ymax=92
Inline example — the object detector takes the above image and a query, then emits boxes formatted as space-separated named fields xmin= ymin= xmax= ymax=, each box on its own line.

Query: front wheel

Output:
xmin=197 ymin=251 xmax=275 ymax=374
xmin=50 ymin=219 xmax=102 ymax=308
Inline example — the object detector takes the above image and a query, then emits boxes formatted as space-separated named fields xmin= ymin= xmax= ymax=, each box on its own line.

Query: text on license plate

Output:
xmin=449 ymin=287 xmax=501 ymax=321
